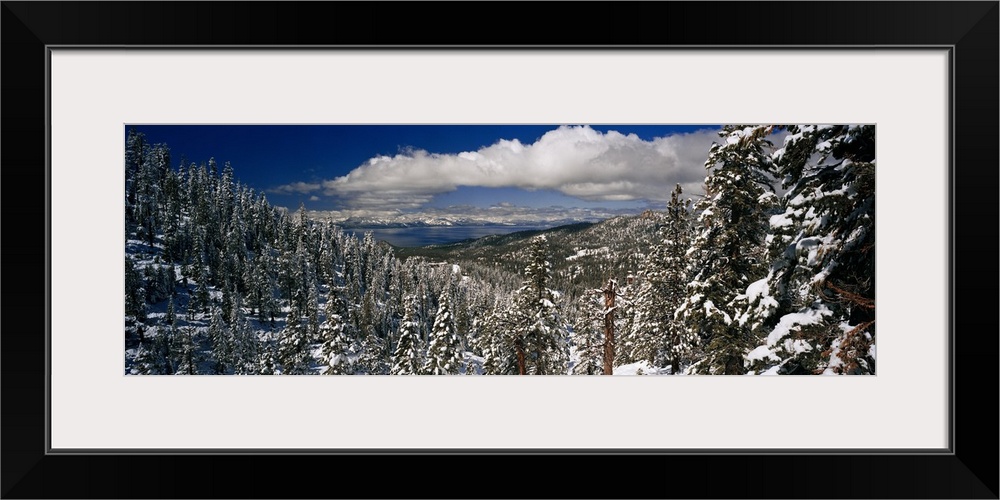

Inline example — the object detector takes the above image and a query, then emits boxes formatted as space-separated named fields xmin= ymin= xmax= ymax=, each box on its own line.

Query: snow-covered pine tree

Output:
xmin=741 ymin=125 xmax=876 ymax=374
xmin=423 ymin=287 xmax=462 ymax=375
xmin=277 ymin=305 xmax=313 ymax=374
xmin=172 ymin=308 xmax=200 ymax=375
xmin=124 ymin=129 xmax=145 ymax=232
xmin=614 ymin=275 xmax=638 ymax=366
xmin=228 ymin=294 xmax=261 ymax=375
xmin=678 ymin=125 xmax=777 ymax=375
xmin=662 ymin=185 xmax=698 ymax=373
xmin=391 ymin=294 xmax=424 ymax=375
xmin=208 ymin=305 xmax=232 ymax=374
xmin=632 ymin=260 xmax=661 ymax=365
xmin=320 ymin=289 xmax=357 ymax=375
xmin=511 ymin=235 xmax=569 ymax=375
xmin=132 ymin=143 xmax=169 ymax=248
xmin=305 ymin=269 xmax=321 ymax=344
xmin=571 ymin=290 xmax=606 ymax=375
xmin=158 ymin=299 xmax=177 ymax=375
xmin=358 ymin=333 xmax=388 ymax=375
xmin=632 ymin=184 xmax=697 ymax=373
xmin=249 ymin=249 xmax=279 ymax=327
xmin=479 ymin=297 xmax=522 ymax=375
xmin=161 ymin=167 xmax=184 ymax=263
xmin=189 ymin=234 xmax=211 ymax=316
xmin=124 ymin=255 xmax=147 ymax=343
xmin=133 ymin=325 xmax=173 ymax=375
xmin=257 ymin=331 xmax=278 ymax=375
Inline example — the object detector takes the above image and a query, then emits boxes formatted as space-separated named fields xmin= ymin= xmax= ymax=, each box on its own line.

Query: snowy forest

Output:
xmin=125 ymin=124 xmax=875 ymax=375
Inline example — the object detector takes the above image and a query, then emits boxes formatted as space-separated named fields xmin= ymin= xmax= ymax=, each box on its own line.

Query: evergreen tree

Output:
xmin=320 ymin=290 xmax=356 ymax=375
xmin=511 ymin=236 xmax=569 ymax=375
xmin=249 ymin=249 xmax=278 ymax=327
xmin=257 ymin=332 xmax=278 ymax=375
xmin=124 ymin=255 xmax=147 ymax=343
xmin=173 ymin=311 xmax=200 ymax=375
xmin=228 ymin=294 xmax=260 ymax=375
xmin=278 ymin=306 xmax=313 ymax=374
xmin=631 ymin=184 xmax=696 ymax=373
xmin=358 ymin=333 xmax=388 ymax=375
xmin=614 ymin=276 xmax=638 ymax=366
xmin=572 ymin=291 xmax=606 ymax=375
xmin=391 ymin=295 xmax=424 ymax=375
xmin=133 ymin=326 xmax=172 ymax=375
xmin=208 ymin=305 xmax=232 ymax=374
xmin=305 ymin=269 xmax=321 ymax=343
xmin=662 ymin=185 xmax=698 ymax=373
xmin=678 ymin=125 xmax=777 ymax=374
xmin=479 ymin=299 xmax=522 ymax=375
xmin=741 ymin=125 xmax=876 ymax=374
xmin=159 ymin=299 xmax=177 ymax=375
xmin=423 ymin=288 xmax=462 ymax=375
xmin=124 ymin=129 xmax=146 ymax=230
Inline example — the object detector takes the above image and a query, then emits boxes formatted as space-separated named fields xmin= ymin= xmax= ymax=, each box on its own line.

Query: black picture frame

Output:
xmin=3 ymin=2 xmax=997 ymax=498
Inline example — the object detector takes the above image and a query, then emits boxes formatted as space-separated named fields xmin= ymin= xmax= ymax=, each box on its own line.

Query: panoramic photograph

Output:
xmin=124 ymin=124 xmax=875 ymax=375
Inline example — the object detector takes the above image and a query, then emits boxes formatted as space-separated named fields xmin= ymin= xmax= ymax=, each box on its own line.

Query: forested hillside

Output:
xmin=125 ymin=124 xmax=875 ymax=375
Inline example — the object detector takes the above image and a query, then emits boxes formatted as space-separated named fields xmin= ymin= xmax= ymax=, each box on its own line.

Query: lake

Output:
xmin=346 ymin=225 xmax=552 ymax=247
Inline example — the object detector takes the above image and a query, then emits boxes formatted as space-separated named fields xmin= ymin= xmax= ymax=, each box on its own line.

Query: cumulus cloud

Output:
xmin=272 ymin=125 xmax=725 ymax=209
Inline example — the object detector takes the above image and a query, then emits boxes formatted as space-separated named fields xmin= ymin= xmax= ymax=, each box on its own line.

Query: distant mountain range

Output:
xmin=303 ymin=207 xmax=651 ymax=229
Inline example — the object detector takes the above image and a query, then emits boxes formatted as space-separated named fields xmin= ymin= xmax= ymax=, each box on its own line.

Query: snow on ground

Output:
xmin=612 ymin=361 xmax=675 ymax=376
xmin=565 ymin=246 xmax=610 ymax=261
xmin=463 ymin=352 xmax=485 ymax=375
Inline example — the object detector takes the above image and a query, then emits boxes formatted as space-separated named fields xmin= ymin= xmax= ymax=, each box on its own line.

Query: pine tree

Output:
xmin=124 ymin=255 xmax=148 ymax=343
xmin=160 ymin=299 xmax=177 ymax=375
xmin=678 ymin=125 xmax=777 ymax=374
xmin=614 ymin=276 xmax=638 ymax=366
xmin=511 ymin=236 xmax=569 ymax=375
xmin=320 ymin=290 xmax=356 ymax=375
xmin=631 ymin=184 xmax=696 ymax=373
xmin=173 ymin=311 xmax=200 ymax=375
xmin=278 ymin=306 xmax=313 ymax=374
xmin=423 ymin=288 xmax=462 ymax=375
xmin=250 ymin=249 xmax=279 ymax=327
xmin=124 ymin=129 xmax=146 ymax=231
xmin=572 ymin=291 xmax=606 ymax=375
xmin=358 ymin=333 xmax=388 ymax=375
xmin=133 ymin=325 xmax=172 ymax=375
xmin=741 ymin=125 xmax=876 ymax=374
xmin=391 ymin=295 xmax=424 ymax=375
xmin=189 ymin=235 xmax=211 ymax=316
xmin=257 ymin=332 xmax=278 ymax=375
xmin=208 ymin=305 xmax=232 ymax=374
xmin=228 ymin=294 xmax=260 ymax=375
xmin=479 ymin=299 xmax=522 ymax=375
xmin=662 ymin=185 xmax=698 ymax=374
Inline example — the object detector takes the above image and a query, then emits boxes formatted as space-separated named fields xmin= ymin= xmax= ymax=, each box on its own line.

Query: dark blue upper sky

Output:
xmin=127 ymin=124 xmax=720 ymax=215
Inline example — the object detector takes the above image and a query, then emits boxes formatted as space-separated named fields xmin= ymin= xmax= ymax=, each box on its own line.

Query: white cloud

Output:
xmin=272 ymin=126 xmax=726 ymax=209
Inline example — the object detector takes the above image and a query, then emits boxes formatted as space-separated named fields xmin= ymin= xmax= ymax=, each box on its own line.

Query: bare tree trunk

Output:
xmin=670 ymin=337 xmax=679 ymax=375
xmin=602 ymin=279 xmax=616 ymax=375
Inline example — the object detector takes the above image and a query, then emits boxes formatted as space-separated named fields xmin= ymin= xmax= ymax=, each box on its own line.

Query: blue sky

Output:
xmin=127 ymin=124 xmax=722 ymax=221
